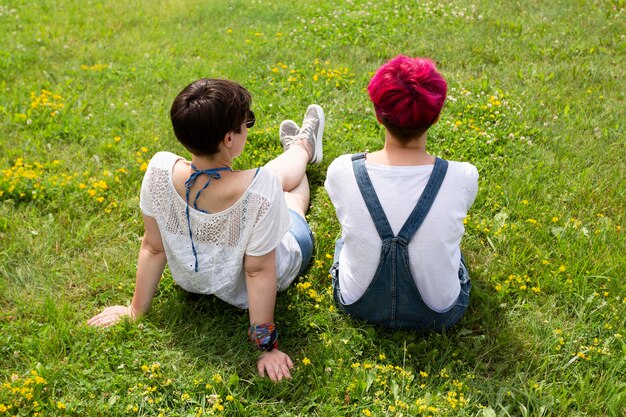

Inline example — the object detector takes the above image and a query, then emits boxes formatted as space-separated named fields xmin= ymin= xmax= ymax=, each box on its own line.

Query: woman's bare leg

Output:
xmin=265 ymin=104 xmax=323 ymax=217
xmin=283 ymin=174 xmax=310 ymax=217
xmin=265 ymin=145 xmax=309 ymax=193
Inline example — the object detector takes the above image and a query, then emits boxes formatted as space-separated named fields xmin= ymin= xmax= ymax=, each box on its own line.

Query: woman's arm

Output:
xmin=244 ymin=250 xmax=294 ymax=381
xmin=88 ymin=214 xmax=166 ymax=327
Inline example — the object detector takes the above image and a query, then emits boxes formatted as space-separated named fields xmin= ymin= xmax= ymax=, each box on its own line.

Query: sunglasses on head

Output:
xmin=244 ymin=110 xmax=255 ymax=129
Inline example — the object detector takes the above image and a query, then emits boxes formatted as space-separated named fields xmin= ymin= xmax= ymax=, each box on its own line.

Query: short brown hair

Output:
xmin=170 ymin=78 xmax=252 ymax=156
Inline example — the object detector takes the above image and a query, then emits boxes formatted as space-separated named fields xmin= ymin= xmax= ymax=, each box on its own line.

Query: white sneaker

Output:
xmin=279 ymin=120 xmax=300 ymax=150
xmin=299 ymin=104 xmax=324 ymax=164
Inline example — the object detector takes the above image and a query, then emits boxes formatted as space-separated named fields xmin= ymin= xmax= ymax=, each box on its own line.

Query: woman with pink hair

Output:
xmin=325 ymin=56 xmax=478 ymax=330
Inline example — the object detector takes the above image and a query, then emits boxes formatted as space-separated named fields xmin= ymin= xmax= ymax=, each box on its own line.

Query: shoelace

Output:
xmin=184 ymin=164 xmax=232 ymax=272
xmin=298 ymin=117 xmax=318 ymax=161
xmin=282 ymin=135 xmax=298 ymax=149
xmin=283 ymin=133 xmax=313 ymax=160
xmin=299 ymin=117 xmax=317 ymax=138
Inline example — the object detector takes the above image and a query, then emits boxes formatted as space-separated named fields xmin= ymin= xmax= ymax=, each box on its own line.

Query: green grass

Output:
xmin=1 ymin=0 xmax=625 ymax=415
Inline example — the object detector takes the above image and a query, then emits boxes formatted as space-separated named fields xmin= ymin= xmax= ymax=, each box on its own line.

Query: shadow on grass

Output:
xmin=148 ymin=285 xmax=317 ymax=399
xmin=149 ymin=268 xmax=521 ymax=369
xmin=141 ymin=266 xmax=535 ymax=400
xmin=323 ymin=278 xmax=528 ymax=381
xmin=150 ymin=287 xmax=254 ymax=370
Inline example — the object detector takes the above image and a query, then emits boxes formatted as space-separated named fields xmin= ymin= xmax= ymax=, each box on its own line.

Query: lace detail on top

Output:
xmin=139 ymin=151 xmax=299 ymax=308
xmin=147 ymin=167 xmax=271 ymax=248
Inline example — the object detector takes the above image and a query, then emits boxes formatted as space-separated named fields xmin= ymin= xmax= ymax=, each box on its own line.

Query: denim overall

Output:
xmin=331 ymin=153 xmax=471 ymax=331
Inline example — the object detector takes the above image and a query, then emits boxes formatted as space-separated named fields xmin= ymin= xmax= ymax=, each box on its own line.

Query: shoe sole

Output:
xmin=307 ymin=104 xmax=324 ymax=164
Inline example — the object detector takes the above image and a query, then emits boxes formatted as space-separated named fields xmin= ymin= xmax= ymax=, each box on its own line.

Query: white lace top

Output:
xmin=140 ymin=152 xmax=301 ymax=308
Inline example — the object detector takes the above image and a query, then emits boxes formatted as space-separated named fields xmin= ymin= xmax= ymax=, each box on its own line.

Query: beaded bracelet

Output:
xmin=248 ymin=322 xmax=278 ymax=352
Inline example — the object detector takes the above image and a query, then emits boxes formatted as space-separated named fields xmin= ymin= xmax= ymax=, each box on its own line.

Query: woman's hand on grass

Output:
xmin=87 ymin=305 xmax=135 ymax=328
xmin=257 ymin=349 xmax=294 ymax=382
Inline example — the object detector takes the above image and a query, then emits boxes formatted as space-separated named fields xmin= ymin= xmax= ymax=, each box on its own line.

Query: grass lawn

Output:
xmin=1 ymin=0 xmax=625 ymax=415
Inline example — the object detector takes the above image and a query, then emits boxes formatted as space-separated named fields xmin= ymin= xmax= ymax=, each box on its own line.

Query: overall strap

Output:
xmin=397 ymin=158 xmax=448 ymax=242
xmin=351 ymin=153 xmax=395 ymax=240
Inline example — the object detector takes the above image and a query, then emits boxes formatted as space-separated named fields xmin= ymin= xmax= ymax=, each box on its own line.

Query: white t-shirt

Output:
xmin=325 ymin=154 xmax=478 ymax=312
xmin=140 ymin=151 xmax=302 ymax=308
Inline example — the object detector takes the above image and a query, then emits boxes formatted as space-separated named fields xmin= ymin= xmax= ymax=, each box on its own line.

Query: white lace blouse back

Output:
xmin=140 ymin=152 xmax=300 ymax=308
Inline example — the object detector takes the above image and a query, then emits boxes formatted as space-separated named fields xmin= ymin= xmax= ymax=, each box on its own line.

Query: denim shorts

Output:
xmin=288 ymin=209 xmax=314 ymax=276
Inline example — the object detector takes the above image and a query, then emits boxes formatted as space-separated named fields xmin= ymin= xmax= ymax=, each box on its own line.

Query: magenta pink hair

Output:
xmin=368 ymin=55 xmax=447 ymax=135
